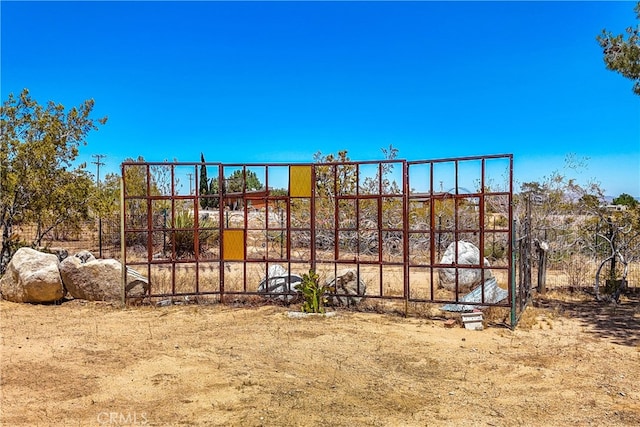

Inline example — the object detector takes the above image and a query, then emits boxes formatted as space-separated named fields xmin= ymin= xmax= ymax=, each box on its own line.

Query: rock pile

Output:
xmin=0 ymin=248 xmax=148 ymax=303
xmin=257 ymin=264 xmax=367 ymax=306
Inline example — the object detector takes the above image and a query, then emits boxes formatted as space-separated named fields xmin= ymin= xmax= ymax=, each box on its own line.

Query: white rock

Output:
xmin=257 ymin=264 xmax=302 ymax=301
xmin=0 ymin=248 xmax=64 ymax=303
xmin=60 ymin=252 xmax=148 ymax=302
xmin=438 ymin=241 xmax=493 ymax=292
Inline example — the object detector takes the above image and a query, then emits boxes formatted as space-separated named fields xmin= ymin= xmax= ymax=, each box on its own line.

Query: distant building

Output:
xmin=603 ymin=204 xmax=628 ymax=212
xmin=224 ymin=189 xmax=270 ymax=210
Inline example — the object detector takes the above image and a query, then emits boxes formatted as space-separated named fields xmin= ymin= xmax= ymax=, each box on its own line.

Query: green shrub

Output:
xmin=172 ymin=211 xmax=218 ymax=257
xmin=295 ymin=270 xmax=335 ymax=314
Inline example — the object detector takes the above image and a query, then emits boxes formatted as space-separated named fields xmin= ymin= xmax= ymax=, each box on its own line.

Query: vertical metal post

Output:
xmin=280 ymin=208 xmax=284 ymax=258
xmin=120 ymin=170 xmax=126 ymax=307
xmin=98 ymin=219 xmax=103 ymax=258
xmin=511 ymin=219 xmax=517 ymax=329
xmin=479 ymin=159 xmax=486 ymax=304
xmin=509 ymin=154 xmax=516 ymax=328
xmin=193 ymin=164 xmax=200 ymax=294
xmin=218 ymin=165 xmax=225 ymax=302
xmin=310 ymin=165 xmax=316 ymax=272
xmin=429 ymin=162 xmax=436 ymax=299
xmin=403 ymin=161 xmax=409 ymax=317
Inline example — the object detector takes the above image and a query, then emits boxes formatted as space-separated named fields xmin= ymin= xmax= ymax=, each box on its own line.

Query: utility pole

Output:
xmin=92 ymin=154 xmax=106 ymax=185
xmin=187 ymin=173 xmax=194 ymax=195
xmin=92 ymin=154 xmax=106 ymax=258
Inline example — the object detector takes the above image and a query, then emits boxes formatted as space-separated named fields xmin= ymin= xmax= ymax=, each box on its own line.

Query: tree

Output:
xmin=514 ymin=155 xmax=611 ymax=286
xmin=1 ymin=89 xmax=107 ymax=273
xmin=597 ymin=1 xmax=640 ymax=95
xmin=516 ymin=155 xmax=640 ymax=296
xmin=92 ymin=172 xmax=121 ymax=220
xmin=91 ymin=171 xmax=121 ymax=247
xmin=199 ymin=153 xmax=209 ymax=209
xmin=226 ymin=169 xmax=263 ymax=193
xmin=209 ymin=177 xmax=223 ymax=209
xmin=205 ymin=168 xmax=263 ymax=210
xmin=314 ymin=150 xmax=356 ymax=200
xmin=612 ymin=193 xmax=638 ymax=209
xmin=29 ymin=169 xmax=95 ymax=246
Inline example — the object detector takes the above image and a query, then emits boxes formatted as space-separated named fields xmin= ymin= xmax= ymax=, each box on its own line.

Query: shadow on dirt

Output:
xmin=533 ymin=288 xmax=640 ymax=347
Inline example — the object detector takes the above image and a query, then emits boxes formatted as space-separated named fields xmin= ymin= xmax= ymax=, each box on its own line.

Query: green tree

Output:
xmin=612 ymin=192 xmax=638 ymax=208
xmin=1 ymin=89 xmax=107 ymax=272
xmin=30 ymin=169 xmax=95 ymax=246
xmin=209 ymin=177 xmax=222 ymax=209
xmin=224 ymin=169 xmax=263 ymax=210
xmin=199 ymin=153 xmax=209 ymax=209
xmin=597 ymin=2 xmax=640 ymax=95
xmin=91 ymin=171 xmax=122 ymax=246
xmin=206 ymin=169 xmax=263 ymax=210
xmin=314 ymin=150 xmax=356 ymax=199
xmin=92 ymin=172 xmax=121 ymax=220
xmin=312 ymin=150 xmax=356 ymax=234
xmin=121 ymin=155 xmax=164 ymax=219
xmin=226 ymin=169 xmax=262 ymax=193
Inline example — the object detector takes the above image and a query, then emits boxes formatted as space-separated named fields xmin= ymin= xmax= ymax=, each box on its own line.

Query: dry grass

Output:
xmin=2 ymin=290 xmax=639 ymax=426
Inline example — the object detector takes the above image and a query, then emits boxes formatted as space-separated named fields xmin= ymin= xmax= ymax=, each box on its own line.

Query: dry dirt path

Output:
xmin=1 ymin=295 xmax=639 ymax=426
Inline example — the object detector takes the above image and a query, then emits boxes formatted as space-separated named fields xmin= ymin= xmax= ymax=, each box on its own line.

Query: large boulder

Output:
xmin=257 ymin=264 xmax=303 ymax=301
xmin=438 ymin=241 xmax=493 ymax=292
xmin=324 ymin=269 xmax=367 ymax=306
xmin=60 ymin=251 xmax=148 ymax=302
xmin=0 ymin=247 xmax=65 ymax=303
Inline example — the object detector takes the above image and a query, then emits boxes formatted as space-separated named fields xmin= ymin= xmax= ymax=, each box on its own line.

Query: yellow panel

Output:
xmin=289 ymin=165 xmax=312 ymax=198
xmin=223 ymin=230 xmax=245 ymax=261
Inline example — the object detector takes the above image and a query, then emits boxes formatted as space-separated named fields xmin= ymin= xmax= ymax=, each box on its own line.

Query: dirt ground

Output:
xmin=1 ymin=291 xmax=639 ymax=427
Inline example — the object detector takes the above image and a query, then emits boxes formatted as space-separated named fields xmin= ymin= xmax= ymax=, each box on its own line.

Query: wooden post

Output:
xmin=535 ymin=239 xmax=548 ymax=294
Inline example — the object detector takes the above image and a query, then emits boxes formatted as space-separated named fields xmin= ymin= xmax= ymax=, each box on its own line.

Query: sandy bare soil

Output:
xmin=1 ymin=291 xmax=639 ymax=427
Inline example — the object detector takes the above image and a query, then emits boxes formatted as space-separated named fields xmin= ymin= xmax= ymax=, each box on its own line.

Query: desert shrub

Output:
xmin=295 ymin=270 xmax=335 ymax=314
xmin=561 ymin=253 xmax=594 ymax=288
xmin=172 ymin=210 xmax=218 ymax=257
xmin=485 ymin=243 xmax=506 ymax=262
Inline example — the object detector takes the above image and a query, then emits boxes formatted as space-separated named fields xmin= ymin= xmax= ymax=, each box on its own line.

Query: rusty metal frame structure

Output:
xmin=121 ymin=154 xmax=526 ymax=326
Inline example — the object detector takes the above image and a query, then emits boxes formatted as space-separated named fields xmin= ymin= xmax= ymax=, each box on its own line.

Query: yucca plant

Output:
xmin=295 ymin=270 xmax=335 ymax=314
xmin=172 ymin=210 xmax=218 ymax=257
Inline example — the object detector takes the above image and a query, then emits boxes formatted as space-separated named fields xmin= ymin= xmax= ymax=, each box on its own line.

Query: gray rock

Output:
xmin=60 ymin=254 xmax=148 ymax=302
xmin=124 ymin=268 xmax=149 ymax=300
xmin=0 ymin=248 xmax=64 ymax=303
xmin=324 ymin=269 xmax=367 ymax=306
xmin=257 ymin=264 xmax=302 ymax=301
xmin=438 ymin=241 xmax=493 ymax=292
xmin=441 ymin=277 xmax=508 ymax=312
xmin=75 ymin=250 xmax=96 ymax=263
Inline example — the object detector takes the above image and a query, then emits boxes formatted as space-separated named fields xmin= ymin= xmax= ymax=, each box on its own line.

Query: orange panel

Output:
xmin=289 ymin=165 xmax=312 ymax=198
xmin=223 ymin=229 xmax=245 ymax=261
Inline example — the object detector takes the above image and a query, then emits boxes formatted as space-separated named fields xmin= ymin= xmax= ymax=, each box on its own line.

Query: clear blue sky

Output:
xmin=2 ymin=1 xmax=639 ymax=197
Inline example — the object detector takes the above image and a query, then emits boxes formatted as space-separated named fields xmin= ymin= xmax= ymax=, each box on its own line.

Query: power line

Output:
xmin=92 ymin=154 xmax=106 ymax=185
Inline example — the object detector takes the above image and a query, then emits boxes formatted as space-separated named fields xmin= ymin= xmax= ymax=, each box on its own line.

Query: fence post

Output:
xmin=510 ymin=219 xmax=517 ymax=329
xmin=535 ymin=239 xmax=548 ymax=294
xmin=120 ymin=173 xmax=126 ymax=307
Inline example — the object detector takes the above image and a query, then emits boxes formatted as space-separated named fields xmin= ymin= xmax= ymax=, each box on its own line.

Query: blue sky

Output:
xmin=2 ymin=1 xmax=639 ymax=197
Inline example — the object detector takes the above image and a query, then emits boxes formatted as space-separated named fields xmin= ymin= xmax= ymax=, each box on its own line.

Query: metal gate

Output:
xmin=121 ymin=154 xmax=525 ymax=326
